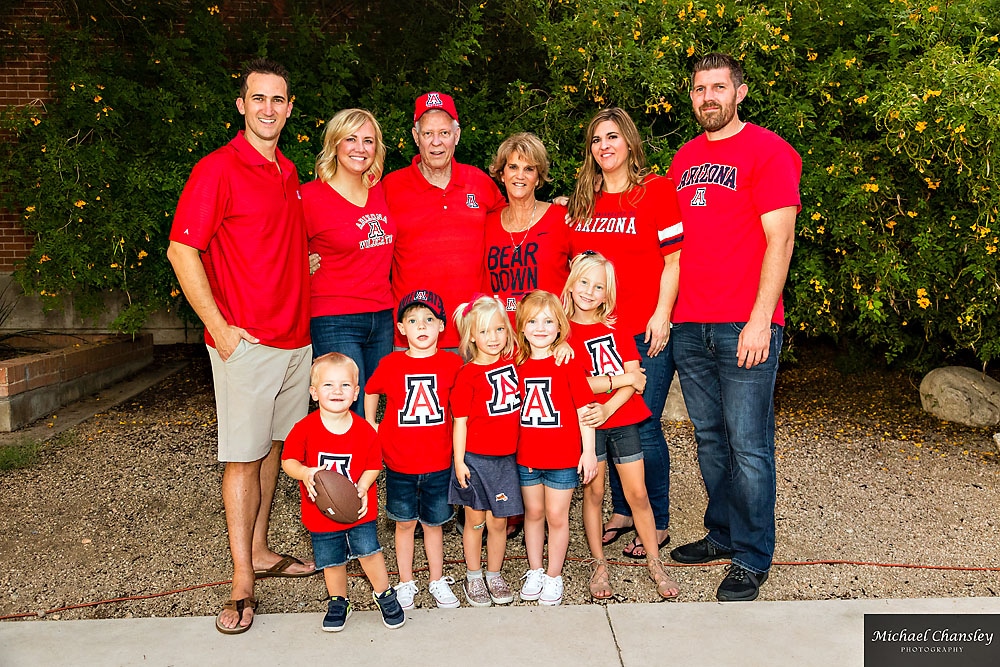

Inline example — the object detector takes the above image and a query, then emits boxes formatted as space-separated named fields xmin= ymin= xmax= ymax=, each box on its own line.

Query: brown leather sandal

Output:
xmin=648 ymin=558 xmax=680 ymax=599
xmin=215 ymin=596 xmax=257 ymax=634
xmin=588 ymin=558 xmax=613 ymax=600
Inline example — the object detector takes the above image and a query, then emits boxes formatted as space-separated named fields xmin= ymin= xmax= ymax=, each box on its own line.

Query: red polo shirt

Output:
xmin=171 ymin=131 xmax=310 ymax=349
xmin=383 ymin=156 xmax=505 ymax=348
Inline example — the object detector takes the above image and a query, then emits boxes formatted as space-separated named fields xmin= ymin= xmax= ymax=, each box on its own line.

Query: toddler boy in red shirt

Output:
xmin=281 ymin=353 xmax=405 ymax=632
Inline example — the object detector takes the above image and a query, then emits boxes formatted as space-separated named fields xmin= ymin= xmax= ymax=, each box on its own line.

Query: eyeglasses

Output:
xmin=581 ymin=249 xmax=598 ymax=256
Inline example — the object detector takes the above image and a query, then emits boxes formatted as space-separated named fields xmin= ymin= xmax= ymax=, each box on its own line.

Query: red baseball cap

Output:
xmin=413 ymin=92 xmax=459 ymax=123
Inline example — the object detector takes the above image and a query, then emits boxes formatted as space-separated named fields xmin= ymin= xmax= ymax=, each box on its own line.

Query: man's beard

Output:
xmin=695 ymin=101 xmax=736 ymax=132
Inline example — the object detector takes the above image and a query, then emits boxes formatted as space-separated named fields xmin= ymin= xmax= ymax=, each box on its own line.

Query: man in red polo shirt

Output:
xmin=167 ymin=58 xmax=314 ymax=635
xmin=383 ymin=92 xmax=505 ymax=349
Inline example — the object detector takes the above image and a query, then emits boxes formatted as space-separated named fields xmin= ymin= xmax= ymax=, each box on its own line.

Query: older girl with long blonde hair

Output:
xmin=561 ymin=251 xmax=680 ymax=600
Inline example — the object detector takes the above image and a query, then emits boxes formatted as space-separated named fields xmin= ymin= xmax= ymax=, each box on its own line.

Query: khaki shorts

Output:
xmin=207 ymin=341 xmax=311 ymax=462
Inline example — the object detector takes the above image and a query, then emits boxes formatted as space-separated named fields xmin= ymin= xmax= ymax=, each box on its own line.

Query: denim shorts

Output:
xmin=517 ymin=465 xmax=579 ymax=490
xmin=596 ymin=424 xmax=644 ymax=465
xmin=310 ymin=520 xmax=381 ymax=569
xmin=384 ymin=466 xmax=454 ymax=526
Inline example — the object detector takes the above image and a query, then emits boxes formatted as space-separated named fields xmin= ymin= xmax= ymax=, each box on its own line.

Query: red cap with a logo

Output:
xmin=413 ymin=92 xmax=459 ymax=123
xmin=397 ymin=289 xmax=447 ymax=323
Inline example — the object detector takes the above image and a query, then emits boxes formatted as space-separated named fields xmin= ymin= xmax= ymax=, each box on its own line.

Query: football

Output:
xmin=313 ymin=469 xmax=362 ymax=524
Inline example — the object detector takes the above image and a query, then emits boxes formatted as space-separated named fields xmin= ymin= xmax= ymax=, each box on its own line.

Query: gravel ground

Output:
xmin=1 ymin=344 xmax=998 ymax=622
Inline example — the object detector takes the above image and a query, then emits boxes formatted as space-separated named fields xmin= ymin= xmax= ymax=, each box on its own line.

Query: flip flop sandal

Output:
xmin=600 ymin=524 xmax=635 ymax=546
xmin=622 ymin=533 xmax=670 ymax=560
xmin=216 ymin=596 xmax=257 ymax=634
xmin=254 ymin=554 xmax=316 ymax=579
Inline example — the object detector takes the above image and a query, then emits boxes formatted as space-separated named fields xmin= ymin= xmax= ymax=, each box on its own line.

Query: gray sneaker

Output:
xmin=463 ymin=576 xmax=492 ymax=607
xmin=486 ymin=574 xmax=514 ymax=604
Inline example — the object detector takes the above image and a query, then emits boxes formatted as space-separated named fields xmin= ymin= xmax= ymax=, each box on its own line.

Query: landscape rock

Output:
xmin=662 ymin=372 xmax=689 ymax=421
xmin=919 ymin=366 xmax=1000 ymax=427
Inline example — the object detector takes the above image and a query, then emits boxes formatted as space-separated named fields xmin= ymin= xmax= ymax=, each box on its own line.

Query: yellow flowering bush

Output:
xmin=1 ymin=0 xmax=998 ymax=368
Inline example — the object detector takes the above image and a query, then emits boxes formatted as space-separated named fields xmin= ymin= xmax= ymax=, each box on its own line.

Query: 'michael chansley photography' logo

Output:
xmin=871 ymin=627 xmax=993 ymax=652
xmin=865 ymin=614 xmax=1000 ymax=667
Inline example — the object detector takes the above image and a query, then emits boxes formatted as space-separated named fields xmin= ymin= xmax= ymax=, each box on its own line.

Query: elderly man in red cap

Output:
xmin=383 ymin=92 xmax=505 ymax=350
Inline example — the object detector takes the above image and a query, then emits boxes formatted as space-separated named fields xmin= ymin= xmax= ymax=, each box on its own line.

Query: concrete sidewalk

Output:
xmin=2 ymin=597 xmax=999 ymax=667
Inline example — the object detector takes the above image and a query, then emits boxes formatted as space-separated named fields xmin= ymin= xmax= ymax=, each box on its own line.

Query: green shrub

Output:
xmin=1 ymin=0 xmax=998 ymax=370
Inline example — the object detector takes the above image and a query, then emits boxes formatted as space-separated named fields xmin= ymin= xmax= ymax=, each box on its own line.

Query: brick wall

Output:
xmin=0 ymin=0 xmax=54 ymax=272
xmin=0 ymin=1 xmax=352 ymax=274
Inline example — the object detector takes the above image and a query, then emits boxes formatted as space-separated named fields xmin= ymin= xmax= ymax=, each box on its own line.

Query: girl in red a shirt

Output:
xmin=448 ymin=296 xmax=524 ymax=606
xmin=513 ymin=290 xmax=597 ymax=606
xmin=562 ymin=252 xmax=680 ymax=600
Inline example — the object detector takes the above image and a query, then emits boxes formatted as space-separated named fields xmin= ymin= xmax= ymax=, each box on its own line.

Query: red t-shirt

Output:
xmin=483 ymin=203 xmax=572 ymax=325
xmin=281 ymin=411 xmax=381 ymax=533
xmin=567 ymin=321 xmax=652 ymax=429
xmin=516 ymin=357 xmax=594 ymax=469
xmin=450 ymin=358 xmax=521 ymax=456
xmin=383 ymin=156 xmax=505 ymax=348
xmin=170 ymin=131 xmax=310 ymax=349
xmin=366 ymin=350 xmax=464 ymax=474
xmin=569 ymin=174 xmax=683 ymax=337
xmin=668 ymin=123 xmax=801 ymax=326
xmin=303 ymin=179 xmax=395 ymax=317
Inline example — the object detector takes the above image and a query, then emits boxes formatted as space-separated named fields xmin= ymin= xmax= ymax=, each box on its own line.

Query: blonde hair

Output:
xmin=515 ymin=290 xmax=570 ymax=364
xmin=453 ymin=296 xmax=515 ymax=362
xmin=567 ymin=108 xmax=649 ymax=223
xmin=314 ymin=108 xmax=386 ymax=186
xmin=561 ymin=251 xmax=618 ymax=327
xmin=487 ymin=132 xmax=553 ymax=187
xmin=310 ymin=352 xmax=359 ymax=386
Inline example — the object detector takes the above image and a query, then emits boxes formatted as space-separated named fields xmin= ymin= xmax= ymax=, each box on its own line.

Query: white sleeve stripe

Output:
xmin=658 ymin=222 xmax=684 ymax=241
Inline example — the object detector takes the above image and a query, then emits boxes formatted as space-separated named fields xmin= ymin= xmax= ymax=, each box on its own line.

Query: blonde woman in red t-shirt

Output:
xmin=304 ymin=109 xmax=396 ymax=416
xmin=562 ymin=251 xmax=680 ymax=600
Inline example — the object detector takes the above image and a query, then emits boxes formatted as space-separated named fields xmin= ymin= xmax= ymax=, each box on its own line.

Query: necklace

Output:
xmin=503 ymin=201 xmax=538 ymax=250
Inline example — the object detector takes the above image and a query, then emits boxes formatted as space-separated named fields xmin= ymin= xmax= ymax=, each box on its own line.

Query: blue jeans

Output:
xmin=310 ymin=310 xmax=393 ymax=416
xmin=671 ymin=322 xmax=782 ymax=574
xmin=383 ymin=467 xmax=454 ymax=526
xmin=607 ymin=334 xmax=674 ymax=530
xmin=310 ymin=520 xmax=381 ymax=568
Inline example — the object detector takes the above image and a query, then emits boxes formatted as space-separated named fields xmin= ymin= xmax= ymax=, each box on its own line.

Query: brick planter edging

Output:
xmin=0 ymin=334 xmax=154 ymax=431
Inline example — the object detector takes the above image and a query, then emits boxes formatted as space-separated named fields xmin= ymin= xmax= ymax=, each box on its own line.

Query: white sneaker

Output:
xmin=538 ymin=574 xmax=563 ymax=606
xmin=394 ymin=580 xmax=418 ymax=611
xmin=428 ymin=576 xmax=460 ymax=609
xmin=519 ymin=568 xmax=545 ymax=601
